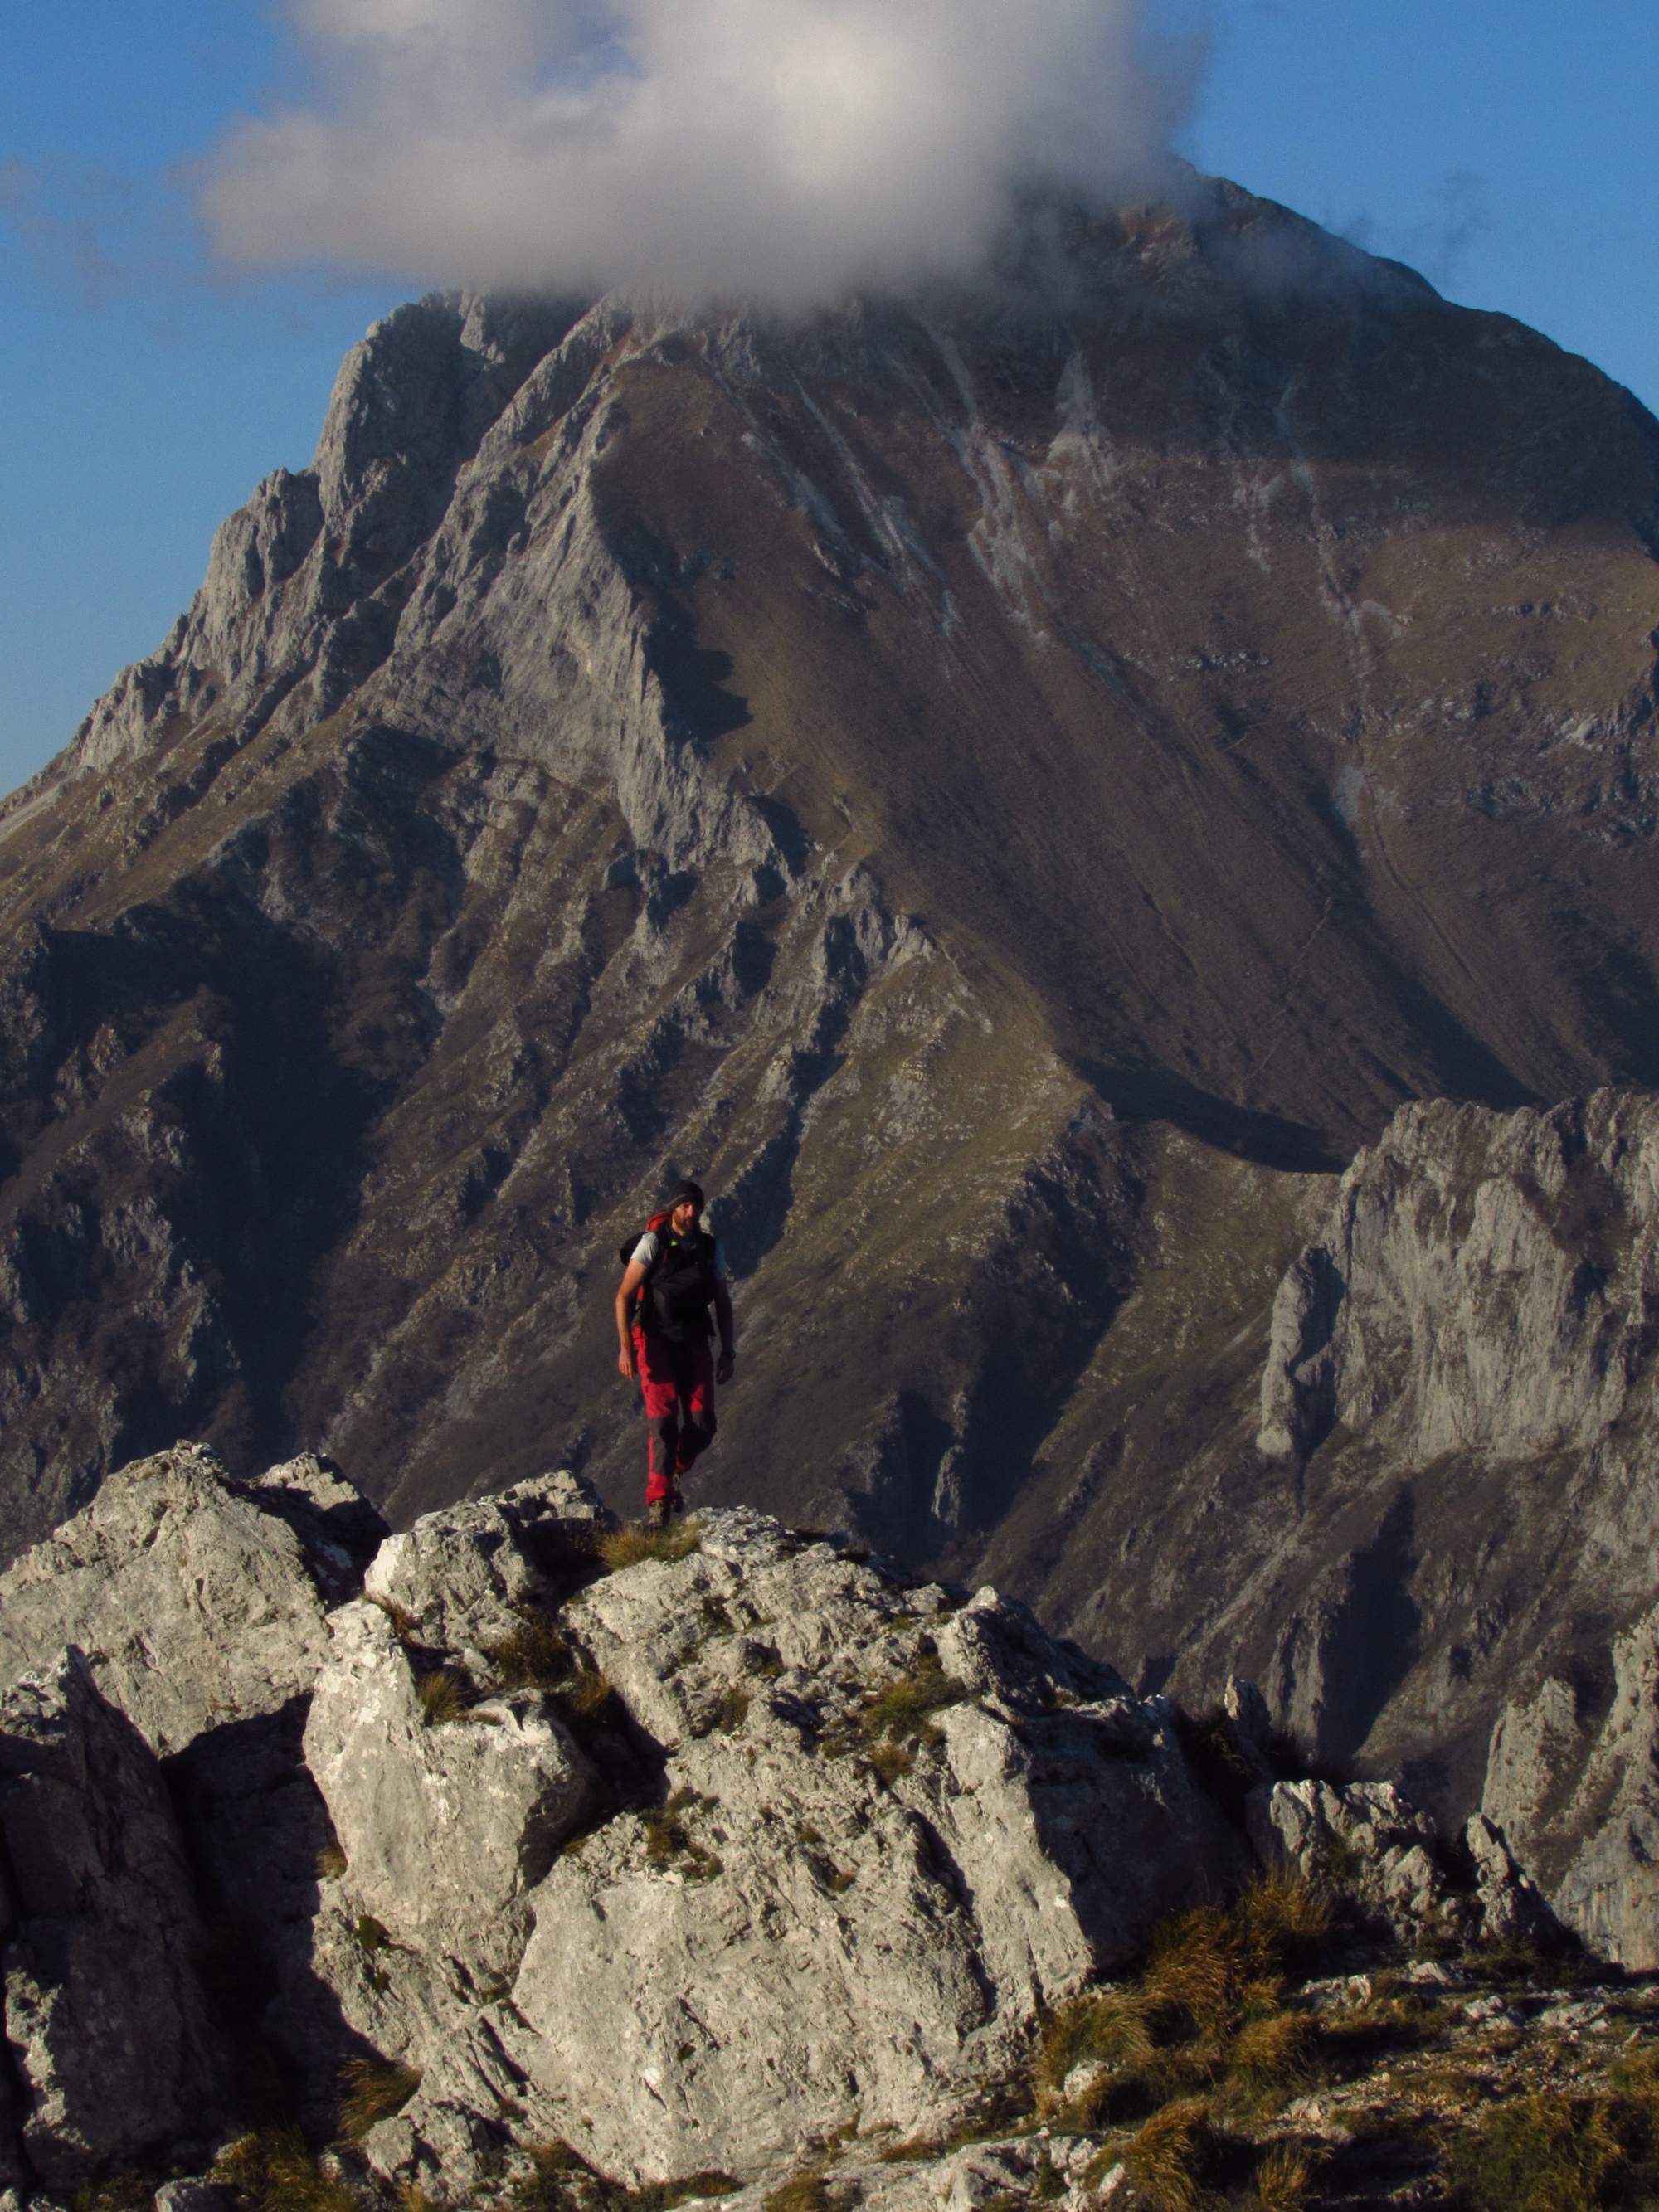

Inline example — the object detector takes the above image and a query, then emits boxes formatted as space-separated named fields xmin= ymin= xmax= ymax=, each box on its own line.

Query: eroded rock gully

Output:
xmin=0 ymin=1444 xmax=1554 ymax=2210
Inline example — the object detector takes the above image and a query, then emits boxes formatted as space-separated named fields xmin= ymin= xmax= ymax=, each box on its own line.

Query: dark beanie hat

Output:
xmin=667 ymin=1178 xmax=706 ymax=1213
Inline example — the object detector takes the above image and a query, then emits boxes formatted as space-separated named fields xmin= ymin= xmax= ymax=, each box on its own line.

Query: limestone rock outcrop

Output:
xmin=1246 ymin=1777 xmax=1555 ymax=1950
xmin=1483 ymin=1597 xmax=1659 ymax=1967
xmin=1257 ymin=1092 xmax=1659 ymax=1469
xmin=0 ymin=1444 xmax=385 ymax=1754
xmin=0 ymin=1650 xmax=222 ymax=2189
xmin=0 ymin=1451 xmax=1272 ymax=2205
xmin=304 ymin=1598 xmax=596 ymax=1989
xmin=472 ymin=1510 xmax=1248 ymax=2191
xmin=362 ymin=1467 xmax=615 ymax=1653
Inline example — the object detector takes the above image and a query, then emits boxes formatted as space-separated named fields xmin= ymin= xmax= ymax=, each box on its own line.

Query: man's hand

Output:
xmin=618 ymin=1341 xmax=637 ymax=1382
xmin=716 ymin=1348 xmax=735 ymax=1386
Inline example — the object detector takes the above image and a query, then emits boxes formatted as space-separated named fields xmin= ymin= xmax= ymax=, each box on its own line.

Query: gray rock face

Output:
xmin=0 ymin=1650 xmax=221 ymax=2189
xmin=0 ymin=1442 xmax=390 ymax=2137
xmin=65 ymin=294 xmax=591 ymax=783
xmin=1245 ymin=1777 xmax=1557 ymax=1951
xmin=1463 ymin=1812 xmax=1558 ymax=1943
xmin=1258 ymin=1092 xmax=1659 ymax=1467
xmin=368 ymin=1507 xmax=1249 ymax=2198
xmin=1484 ymin=1598 xmax=1659 ymax=1965
xmin=1246 ymin=1779 xmax=1450 ymax=1940
xmin=303 ymin=1597 xmax=596 ymax=1988
xmin=362 ymin=1466 xmax=615 ymax=1652
xmin=0 ymin=1444 xmax=383 ymax=1755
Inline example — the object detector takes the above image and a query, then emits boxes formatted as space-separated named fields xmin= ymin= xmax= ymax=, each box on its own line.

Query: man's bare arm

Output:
xmin=615 ymin=1257 xmax=647 ymax=1379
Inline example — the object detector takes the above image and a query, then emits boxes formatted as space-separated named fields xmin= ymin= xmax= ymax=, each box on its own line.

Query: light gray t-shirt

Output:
xmin=630 ymin=1231 xmax=727 ymax=1281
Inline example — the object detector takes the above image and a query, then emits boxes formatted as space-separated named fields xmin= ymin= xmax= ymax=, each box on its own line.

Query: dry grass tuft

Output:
xmin=859 ymin=1646 xmax=966 ymax=1755
xmin=1033 ymin=1876 xmax=1336 ymax=2128
xmin=699 ymin=1685 xmax=751 ymax=1738
xmin=643 ymin=1788 xmax=724 ymax=1881
xmin=67 ymin=2175 xmax=160 ymax=2212
xmin=601 ymin=1521 xmax=703 ymax=1571
xmin=215 ymin=2127 xmax=360 ymax=2212
xmin=314 ymin=1840 xmax=348 ymax=1880
xmin=1228 ymin=2010 xmax=1320 ymax=2093
xmin=762 ymin=2174 xmax=863 ymax=2212
xmin=867 ymin=1738 xmax=914 ymax=1787
xmin=1253 ymin=2143 xmax=1313 ymax=2212
xmin=488 ymin=1612 xmax=573 ymax=1689
xmin=1034 ymin=1986 xmax=1155 ymax=2105
xmin=1126 ymin=2098 xmax=1217 ymax=2212
xmin=509 ymin=2141 xmax=737 ymax=2212
xmin=370 ymin=1594 xmax=420 ymax=1642
xmin=1448 ymin=2052 xmax=1659 ymax=2212
xmin=337 ymin=2055 xmax=422 ymax=2139
xmin=416 ymin=1666 xmax=474 ymax=1725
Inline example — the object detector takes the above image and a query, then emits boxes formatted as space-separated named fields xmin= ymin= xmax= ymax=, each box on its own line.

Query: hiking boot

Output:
xmin=645 ymin=1497 xmax=670 ymax=1533
xmin=669 ymin=1484 xmax=688 ymax=1518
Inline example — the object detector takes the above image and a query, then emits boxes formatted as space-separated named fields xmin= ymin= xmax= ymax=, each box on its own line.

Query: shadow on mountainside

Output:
xmin=1075 ymin=1060 xmax=1343 ymax=1174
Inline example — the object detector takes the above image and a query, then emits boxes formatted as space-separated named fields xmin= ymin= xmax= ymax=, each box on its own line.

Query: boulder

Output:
xmin=362 ymin=1467 xmax=613 ymax=1654
xmin=1463 ymin=1813 xmax=1559 ymax=1942
xmin=0 ymin=1650 xmax=222 ymax=2189
xmin=0 ymin=1444 xmax=388 ymax=2120
xmin=1246 ymin=1778 xmax=1451 ymax=1937
xmin=0 ymin=1445 xmax=385 ymax=1755
xmin=302 ymin=1598 xmax=596 ymax=1991
xmin=372 ymin=1508 xmax=1249 ymax=2196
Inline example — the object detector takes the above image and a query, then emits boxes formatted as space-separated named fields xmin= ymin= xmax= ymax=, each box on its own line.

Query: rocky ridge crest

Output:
xmin=0 ymin=1446 xmax=1550 ymax=2210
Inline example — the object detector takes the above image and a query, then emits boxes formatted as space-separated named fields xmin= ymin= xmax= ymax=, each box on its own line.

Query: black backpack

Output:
xmin=618 ymin=1213 xmax=719 ymax=1343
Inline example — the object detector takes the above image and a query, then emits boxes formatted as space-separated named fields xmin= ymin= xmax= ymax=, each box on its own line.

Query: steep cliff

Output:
xmin=3 ymin=178 xmax=1658 ymax=1582
xmin=990 ymin=1089 xmax=1659 ymax=1962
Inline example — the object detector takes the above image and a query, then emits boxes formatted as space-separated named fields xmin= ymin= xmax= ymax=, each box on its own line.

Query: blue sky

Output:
xmin=1 ymin=0 xmax=1656 ymax=800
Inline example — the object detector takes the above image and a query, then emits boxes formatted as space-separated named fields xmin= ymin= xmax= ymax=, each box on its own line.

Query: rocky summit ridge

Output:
xmin=0 ymin=1444 xmax=1593 ymax=2212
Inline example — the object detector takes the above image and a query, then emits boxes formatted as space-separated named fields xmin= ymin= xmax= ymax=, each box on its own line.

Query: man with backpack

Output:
xmin=615 ymin=1179 xmax=736 ymax=1529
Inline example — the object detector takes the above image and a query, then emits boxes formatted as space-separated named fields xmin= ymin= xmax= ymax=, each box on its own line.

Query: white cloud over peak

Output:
xmin=197 ymin=0 xmax=1197 ymax=304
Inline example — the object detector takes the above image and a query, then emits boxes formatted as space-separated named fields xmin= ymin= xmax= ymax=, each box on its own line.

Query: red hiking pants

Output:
xmin=634 ymin=1329 xmax=717 ymax=1505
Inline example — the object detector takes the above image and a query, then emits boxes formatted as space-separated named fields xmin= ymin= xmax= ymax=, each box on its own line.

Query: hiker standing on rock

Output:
xmin=615 ymin=1179 xmax=736 ymax=1529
